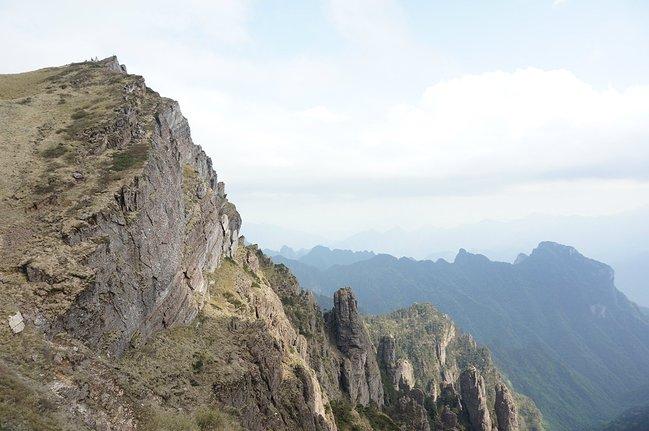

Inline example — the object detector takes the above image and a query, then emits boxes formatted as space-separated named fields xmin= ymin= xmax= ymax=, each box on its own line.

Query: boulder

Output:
xmin=8 ymin=311 xmax=24 ymax=333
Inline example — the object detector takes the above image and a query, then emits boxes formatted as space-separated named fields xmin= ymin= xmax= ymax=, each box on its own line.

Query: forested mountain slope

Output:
xmin=275 ymin=242 xmax=649 ymax=430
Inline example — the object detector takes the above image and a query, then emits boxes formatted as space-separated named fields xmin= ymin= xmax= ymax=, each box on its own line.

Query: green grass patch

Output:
xmin=111 ymin=143 xmax=149 ymax=171
xmin=71 ymin=109 xmax=88 ymax=120
xmin=0 ymin=366 xmax=66 ymax=431
xmin=41 ymin=143 xmax=68 ymax=158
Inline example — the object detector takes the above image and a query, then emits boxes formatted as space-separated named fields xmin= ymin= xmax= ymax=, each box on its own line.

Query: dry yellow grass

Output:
xmin=0 ymin=68 xmax=58 ymax=100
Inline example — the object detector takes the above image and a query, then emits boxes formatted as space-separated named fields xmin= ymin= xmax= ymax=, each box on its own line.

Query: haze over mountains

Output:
xmin=250 ymin=206 xmax=649 ymax=306
xmin=270 ymin=242 xmax=649 ymax=430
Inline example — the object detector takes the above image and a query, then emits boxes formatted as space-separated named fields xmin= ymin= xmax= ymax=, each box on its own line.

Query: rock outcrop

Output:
xmin=391 ymin=390 xmax=431 ymax=431
xmin=326 ymin=287 xmax=384 ymax=407
xmin=366 ymin=303 xmax=541 ymax=431
xmin=378 ymin=335 xmax=397 ymax=370
xmin=460 ymin=366 xmax=493 ymax=431
xmin=8 ymin=311 xmax=24 ymax=334
xmin=495 ymin=383 xmax=519 ymax=431
xmin=62 ymin=96 xmax=240 ymax=356
xmin=377 ymin=335 xmax=415 ymax=392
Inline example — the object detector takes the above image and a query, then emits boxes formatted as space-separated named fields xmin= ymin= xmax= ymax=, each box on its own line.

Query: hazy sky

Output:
xmin=3 ymin=0 xmax=649 ymax=238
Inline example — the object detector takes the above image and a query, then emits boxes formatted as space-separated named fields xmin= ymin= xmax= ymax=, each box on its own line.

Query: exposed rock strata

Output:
xmin=58 ymin=73 xmax=240 ymax=356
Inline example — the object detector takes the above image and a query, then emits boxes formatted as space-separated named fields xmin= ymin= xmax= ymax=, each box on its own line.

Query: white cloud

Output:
xmin=296 ymin=106 xmax=348 ymax=123
xmin=204 ymin=68 xmax=649 ymax=189
xmin=180 ymin=68 xmax=649 ymax=233
xmin=357 ymin=68 xmax=649 ymax=181
xmin=325 ymin=0 xmax=410 ymax=49
xmin=2 ymin=1 xmax=648 ymax=234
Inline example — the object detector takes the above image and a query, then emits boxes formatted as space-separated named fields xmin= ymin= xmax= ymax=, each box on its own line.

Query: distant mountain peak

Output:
xmin=454 ymin=248 xmax=490 ymax=265
xmin=532 ymin=241 xmax=581 ymax=258
xmin=514 ymin=253 xmax=529 ymax=264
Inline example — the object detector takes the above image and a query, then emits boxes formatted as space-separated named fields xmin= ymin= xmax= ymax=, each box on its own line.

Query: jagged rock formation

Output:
xmin=390 ymin=389 xmax=431 ymax=431
xmin=326 ymin=287 xmax=384 ymax=407
xmin=495 ymin=383 xmax=520 ymax=431
xmin=368 ymin=304 xmax=542 ymax=431
xmin=460 ymin=366 xmax=493 ymax=431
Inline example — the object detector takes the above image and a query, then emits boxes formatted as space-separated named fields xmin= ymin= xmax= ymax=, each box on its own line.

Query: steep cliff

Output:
xmin=0 ymin=56 xmax=240 ymax=358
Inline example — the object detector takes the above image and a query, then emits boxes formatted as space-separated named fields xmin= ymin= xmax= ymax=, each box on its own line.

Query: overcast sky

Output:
xmin=3 ymin=0 xmax=649 ymax=238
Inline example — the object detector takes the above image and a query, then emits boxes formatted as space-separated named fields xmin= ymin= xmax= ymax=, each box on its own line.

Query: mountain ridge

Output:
xmin=273 ymin=241 xmax=649 ymax=430
xmin=1 ymin=57 xmax=542 ymax=431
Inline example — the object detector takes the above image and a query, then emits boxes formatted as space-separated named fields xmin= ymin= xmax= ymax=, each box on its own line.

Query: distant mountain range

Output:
xmin=247 ymin=208 xmax=649 ymax=306
xmin=271 ymin=243 xmax=649 ymax=430
xmin=264 ymin=245 xmax=376 ymax=270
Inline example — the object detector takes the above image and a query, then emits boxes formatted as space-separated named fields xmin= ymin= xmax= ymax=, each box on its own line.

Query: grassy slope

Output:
xmin=0 ymin=60 xmax=156 ymax=326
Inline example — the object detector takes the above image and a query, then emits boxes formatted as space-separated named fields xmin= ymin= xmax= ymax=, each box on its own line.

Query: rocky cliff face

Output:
xmin=0 ymin=58 xmax=327 ymax=431
xmin=61 ymin=72 xmax=241 ymax=357
xmin=495 ymin=383 xmax=520 ymax=431
xmin=1 ymin=56 xmax=240 ymax=357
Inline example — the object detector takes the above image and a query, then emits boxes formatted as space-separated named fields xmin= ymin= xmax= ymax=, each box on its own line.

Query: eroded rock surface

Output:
xmin=495 ymin=382 xmax=520 ymax=431
xmin=460 ymin=366 xmax=493 ymax=431
xmin=62 ymin=98 xmax=241 ymax=356
xmin=326 ymin=287 xmax=384 ymax=407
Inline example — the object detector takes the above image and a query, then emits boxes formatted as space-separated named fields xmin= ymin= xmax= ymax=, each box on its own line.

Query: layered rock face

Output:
xmin=1 ymin=56 xmax=240 ymax=357
xmin=62 ymin=88 xmax=241 ymax=356
xmin=326 ymin=287 xmax=384 ymax=407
